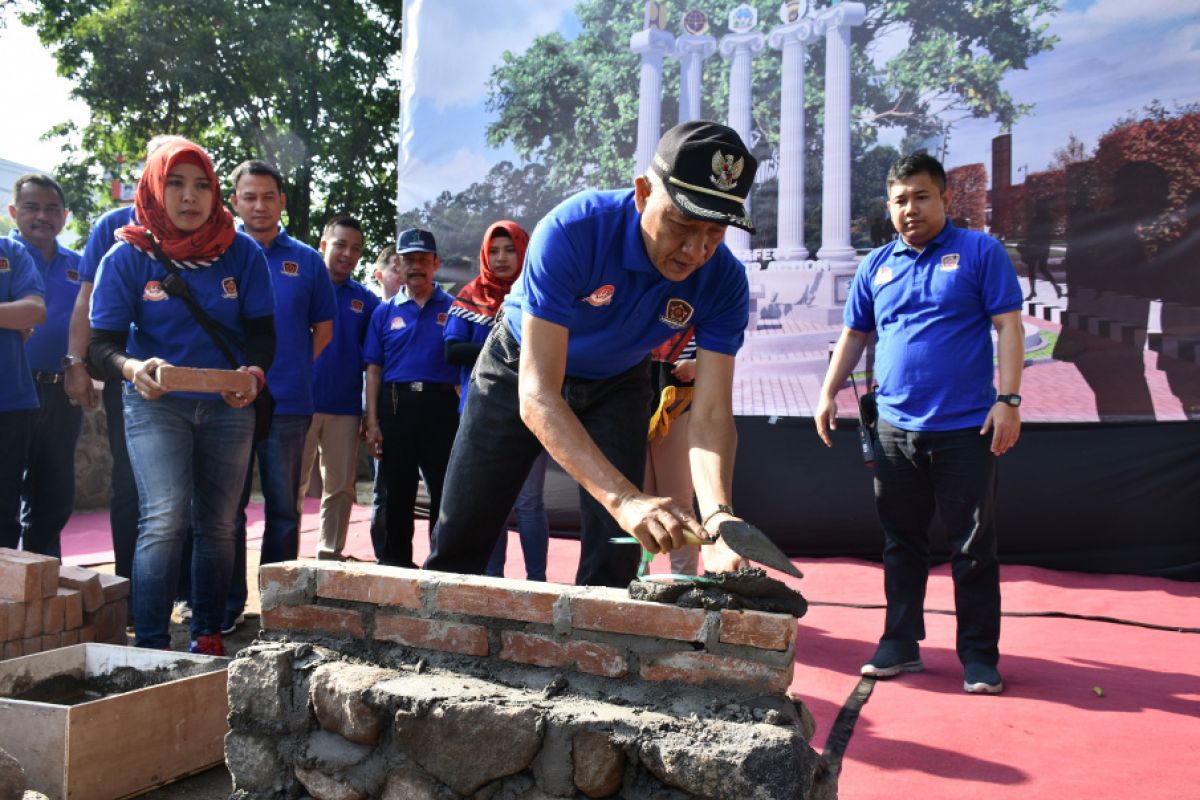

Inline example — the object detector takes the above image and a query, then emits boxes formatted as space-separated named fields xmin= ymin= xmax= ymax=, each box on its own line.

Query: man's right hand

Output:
xmin=64 ymin=363 xmax=98 ymax=409
xmin=814 ymin=393 xmax=838 ymax=448
xmin=613 ymin=491 xmax=703 ymax=554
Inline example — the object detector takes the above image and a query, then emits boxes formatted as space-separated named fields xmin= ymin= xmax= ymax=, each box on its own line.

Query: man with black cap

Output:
xmin=364 ymin=228 xmax=459 ymax=567
xmin=426 ymin=121 xmax=756 ymax=586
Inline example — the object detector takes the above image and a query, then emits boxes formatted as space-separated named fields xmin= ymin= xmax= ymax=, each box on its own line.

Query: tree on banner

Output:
xmin=20 ymin=0 xmax=402 ymax=254
xmin=485 ymin=0 xmax=1058 ymax=249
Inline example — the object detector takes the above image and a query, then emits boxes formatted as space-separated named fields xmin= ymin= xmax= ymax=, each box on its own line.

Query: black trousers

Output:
xmin=378 ymin=381 xmax=459 ymax=568
xmin=425 ymin=319 xmax=652 ymax=587
xmin=0 ymin=408 xmax=35 ymax=549
xmin=873 ymin=418 xmax=1002 ymax=667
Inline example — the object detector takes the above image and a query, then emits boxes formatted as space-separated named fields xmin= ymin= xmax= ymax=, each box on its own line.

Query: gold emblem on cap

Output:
xmin=710 ymin=151 xmax=745 ymax=192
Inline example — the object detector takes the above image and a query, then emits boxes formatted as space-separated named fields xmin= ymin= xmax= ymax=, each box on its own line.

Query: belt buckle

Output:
xmin=412 ymin=382 xmax=424 ymax=392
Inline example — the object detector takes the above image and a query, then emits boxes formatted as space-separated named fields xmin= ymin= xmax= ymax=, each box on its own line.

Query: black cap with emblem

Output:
xmin=650 ymin=120 xmax=758 ymax=234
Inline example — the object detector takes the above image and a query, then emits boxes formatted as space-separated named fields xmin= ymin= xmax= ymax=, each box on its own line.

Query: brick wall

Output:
xmin=259 ymin=561 xmax=797 ymax=694
xmin=0 ymin=549 xmax=129 ymax=659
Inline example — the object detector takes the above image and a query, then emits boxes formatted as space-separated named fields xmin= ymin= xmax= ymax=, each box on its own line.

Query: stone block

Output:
xmin=374 ymin=614 xmax=488 ymax=656
xmin=294 ymin=766 xmax=365 ymax=800
xmin=570 ymin=595 xmax=707 ymax=642
xmin=640 ymin=651 xmax=793 ymax=693
xmin=572 ymin=730 xmax=624 ymax=798
xmin=58 ymin=588 xmax=84 ymax=632
xmin=315 ymin=565 xmax=422 ymax=609
xmin=434 ymin=580 xmax=559 ymax=625
xmin=225 ymin=730 xmax=282 ymax=794
xmin=57 ymin=566 xmax=105 ymax=613
xmin=499 ymin=632 xmax=627 ymax=678
xmin=227 ymin=644 xmax=316 ymax=735
xmin=310 ymin=663 xmax=395 ymax=745
xmin=0 ymin=745 xmax=26 ymax=800
xmin=380 ymin=771 xmax=441 ymax=800
xmin=262 ymin=604 xmax=365 ymax=639
xmin=719 ymin=609 xmax=796 ymax=651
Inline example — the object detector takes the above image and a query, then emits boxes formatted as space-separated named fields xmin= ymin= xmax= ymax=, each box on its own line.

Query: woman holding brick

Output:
xmin=88 ymin=138 xmax=275 ymax=655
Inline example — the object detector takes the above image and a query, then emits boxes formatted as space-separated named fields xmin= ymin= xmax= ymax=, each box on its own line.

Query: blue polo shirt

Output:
xmin=502 ymin=189 xmax=749 ymax=380
xmin=11 ymin=232 xmax=82 ymax=373
xmin=0 ymin=239 xmax=44 ymax=411
xmin=244 ymin=226 xmax=336 ymax=416
xmin=443 ymin=310 xmax=491 ymax=413
xmin=363 ymin=287 xmax=459 ymax=385
xmin=79 ymin=206 xmax=135 ymax=282
xmin=90 ymin=232 xmax=275 ymax=399
xmin=312 ymin=278 xmax=379 ymax=415
xmin=844 ymin=218 xmax=1023 ymax=431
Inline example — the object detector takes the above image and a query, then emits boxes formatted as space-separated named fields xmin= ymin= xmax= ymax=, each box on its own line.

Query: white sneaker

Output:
xmin=173 ymin=600 xmax=193 ymax=622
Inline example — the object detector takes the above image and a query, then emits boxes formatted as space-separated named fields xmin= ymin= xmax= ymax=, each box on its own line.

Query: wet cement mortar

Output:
xmin=5 ymin=661 xmax=225 ymax=706
xmin=628 ymin=567 xmax=808 ymax=617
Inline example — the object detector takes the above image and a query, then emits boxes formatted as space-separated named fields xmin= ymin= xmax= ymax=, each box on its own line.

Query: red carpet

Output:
xmin=60 ymin=505 xmax=1200 ymax=799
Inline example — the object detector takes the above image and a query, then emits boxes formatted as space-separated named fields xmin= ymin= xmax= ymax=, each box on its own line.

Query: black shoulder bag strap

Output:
xmin=145 ymin=234 xmax=244 ymax=370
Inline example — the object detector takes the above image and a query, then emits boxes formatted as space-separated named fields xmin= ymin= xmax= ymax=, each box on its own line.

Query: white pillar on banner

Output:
xmin=630 ymin=28 xmax=676 ymax=179
xmin=719 ymin=30 xmax=765 ymax=261
xmin=768 ymin=18 xmax=821 ymax=264
xmin=815 ymin=2 xmax=865 ymax=267
xmin=675 ymin=34 xmax=716 ymax=123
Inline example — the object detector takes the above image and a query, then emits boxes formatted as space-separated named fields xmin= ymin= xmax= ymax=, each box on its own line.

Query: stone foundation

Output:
xmin=227 ymin=562 xmax=825 ymax=799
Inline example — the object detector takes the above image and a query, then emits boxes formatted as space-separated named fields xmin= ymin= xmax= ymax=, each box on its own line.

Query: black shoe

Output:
xmin=963 ymin=662 xmax=1004 ymax=694
xmin=861 ymin=646 xmax=923 ymax=678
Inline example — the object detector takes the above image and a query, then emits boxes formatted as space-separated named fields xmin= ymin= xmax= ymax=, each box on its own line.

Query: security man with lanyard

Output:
xmin=426 ymin=121 xmax=756 ymax=586
xmin=8 ymin=173 xmax=83 ymax=558
xmin=363 ymin=229 xmax=459 ymax=568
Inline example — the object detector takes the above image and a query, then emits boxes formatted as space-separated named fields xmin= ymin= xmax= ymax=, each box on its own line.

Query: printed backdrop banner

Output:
xmin=398 ymin=0 xmax=1200 ymax=424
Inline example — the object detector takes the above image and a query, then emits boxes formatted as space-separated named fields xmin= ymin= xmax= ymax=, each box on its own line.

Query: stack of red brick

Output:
xmin=0 ymin=548 xmax=130 ymax=660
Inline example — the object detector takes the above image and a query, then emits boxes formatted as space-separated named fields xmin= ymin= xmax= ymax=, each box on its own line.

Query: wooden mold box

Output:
xmin=0 ymin=644 xmax=229 ymax=800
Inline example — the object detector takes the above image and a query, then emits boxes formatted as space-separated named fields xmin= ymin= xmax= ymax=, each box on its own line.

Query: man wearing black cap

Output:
xmin=364 ymin=228 xmax=460 ymax=567
xmin=427 ymin=121 xmax=756 ymax=586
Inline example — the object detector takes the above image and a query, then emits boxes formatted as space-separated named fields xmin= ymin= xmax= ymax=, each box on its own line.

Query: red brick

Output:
xmin=0 ymin=600 xmax=17 ymax=641
xmin=42 ymin=593 xmax=65 ymax=634
xmin=2 ymin=639 xmax=21 ymax=659
xmin=374 ymin=614 xmax=488 ymax=656
xmin=97 ymin=573 xmax=131 ymax=603
xmin=719 ymin=610 xmax=796 ymax=652
xmin=42 ymin=632 xmax=61 ymax=651
xmin=78 ymin=625 xmax=96 ymax=643
xmin=500 ymin=631 xmax=627 ymax=678
xmin=23 ymin=598 xmax=43 ymax=638
xmin=640 ymin=651 xmax=793 ymax=693
xmin=21 ymin=636 xmax=42 ymax=656
xmin=261 ymin=604 xmax=365 ymax=638
xmin=0 ymin=549 xmax=42 ymax=601
xmin=88 ymin=603 xmax=123 ymax=642
xmin=156 ymin=365 xmax=256 ymax=394
xmin=435 ymin=581 xmax=559 ymax=625
xmin=571 ymin=595 xmax=706 ymax=642
xmin=58 ymin=565 xmax=106 ymax=612
xmin=60 ymin=628 xmax=80 ymax=646
xmin=316 ymin=567 xmax=422 ymax=609
xmin=59 ymin=588 xmax=84 ymax=631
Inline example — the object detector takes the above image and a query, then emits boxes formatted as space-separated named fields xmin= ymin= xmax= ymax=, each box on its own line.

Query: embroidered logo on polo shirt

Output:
xmin=660 ymin=298 xmax=694 ymax=329
xmin=873 ymin=266 xmax=893 ymax=287
xmin=350 ymin=299 xmax=364 ymax=313
xmin=66 ymin=269 xmax=81 ymax=283
xmin=584 ymin=284 xmax=615 ymax=307
xmin=437 ymin=312 xmax=447 ymax=325
xmin=143 ymin=281 xmax=167 ymax=301
xmin=0 ymin=257 xmax=9 ymax=273
xmin=281 ymin=260 xmax=300 ymax=277
xmin=390 ymin=316 xmax=406 ymax=330
xmin=940 ymin=254 xmax=961 ymax=271
xmin=221 ymin=277 xmax=239 ymax=299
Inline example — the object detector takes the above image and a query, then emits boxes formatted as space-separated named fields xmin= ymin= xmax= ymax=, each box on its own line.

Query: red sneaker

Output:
xmin=187 ymin=633 xmax=226 ymax=657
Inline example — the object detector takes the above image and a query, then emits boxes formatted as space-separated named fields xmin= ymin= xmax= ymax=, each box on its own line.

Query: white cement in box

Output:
xmin=0 ymin=643 xmax=228 ymax=800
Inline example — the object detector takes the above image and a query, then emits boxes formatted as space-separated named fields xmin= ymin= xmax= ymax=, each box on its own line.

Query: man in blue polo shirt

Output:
xmin=816 ymin=152 xmax=1024 ymax=695
xmin=224 ymin=160 xmax=335 ymax=633
xmin=8 ymin=173 xmax=83 ymax=558
xmin=299 ymin=215 xmax=379 ymax=560
xmin=0 ymin=238 xmax=46 ymax=550
xmin=363 ymin=229 xmax=458 ymax=568
xmin=425 ymin=121 xmax=755 ymax=586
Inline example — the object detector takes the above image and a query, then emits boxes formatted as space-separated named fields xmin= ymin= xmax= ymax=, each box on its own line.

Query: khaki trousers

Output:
xmin=299 ymin=413 xmax=362 ymax=557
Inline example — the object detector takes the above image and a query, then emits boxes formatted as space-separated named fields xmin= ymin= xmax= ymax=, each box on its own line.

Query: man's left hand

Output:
xmin=980 ymin=403 xmax=1020 ymax=455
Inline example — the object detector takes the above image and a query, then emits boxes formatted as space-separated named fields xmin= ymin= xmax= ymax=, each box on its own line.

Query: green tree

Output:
xmin=19 ymin=0 xmax=402 ymax=252
xmin=485 ymin=0 xmax=1058 ymax=249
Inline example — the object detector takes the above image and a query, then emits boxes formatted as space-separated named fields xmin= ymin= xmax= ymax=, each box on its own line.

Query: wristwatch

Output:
xmin=996 ymin=394 xmax=1022 ymax=407
xmin=701 ymin=504 xmax=735 ymax=527
xmin=62 ymin=354 xmax=85 ymax=370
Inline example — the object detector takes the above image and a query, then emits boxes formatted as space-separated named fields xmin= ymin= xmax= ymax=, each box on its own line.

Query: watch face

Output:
xmin=1000 ymin=394 xmax=1021 ymax=407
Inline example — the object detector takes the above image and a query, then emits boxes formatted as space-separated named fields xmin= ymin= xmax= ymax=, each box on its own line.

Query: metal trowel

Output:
xmin=612 ymin=520 xmax=803 ymax=579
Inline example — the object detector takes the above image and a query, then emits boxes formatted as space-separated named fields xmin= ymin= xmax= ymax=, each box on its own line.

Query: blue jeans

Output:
xmin=227 ymin=414 xmax=311 ymax=623
xmin=873 ymin=418 xmax=1001 ymax=668
xmin=427 ymin=318 xmax=650 ymax=587
xmin=0 ymin=409 xmax=35 ymax=549
xmin=485 ymin=450 xmax=550 ymax=581
xmin=124 ymin=389 xmax=254 ymax=648
xmin=21 ymin=380 xmax=83 ymax=557
xmin=370 ymin=457 xmax=386 ymax=560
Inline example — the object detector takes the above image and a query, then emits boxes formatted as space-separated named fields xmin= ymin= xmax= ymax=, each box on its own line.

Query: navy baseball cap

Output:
xmin=397 ymin=228 xmax=437 ymax=254
xmin=651 ymin=120 xmax=758 ymax=234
